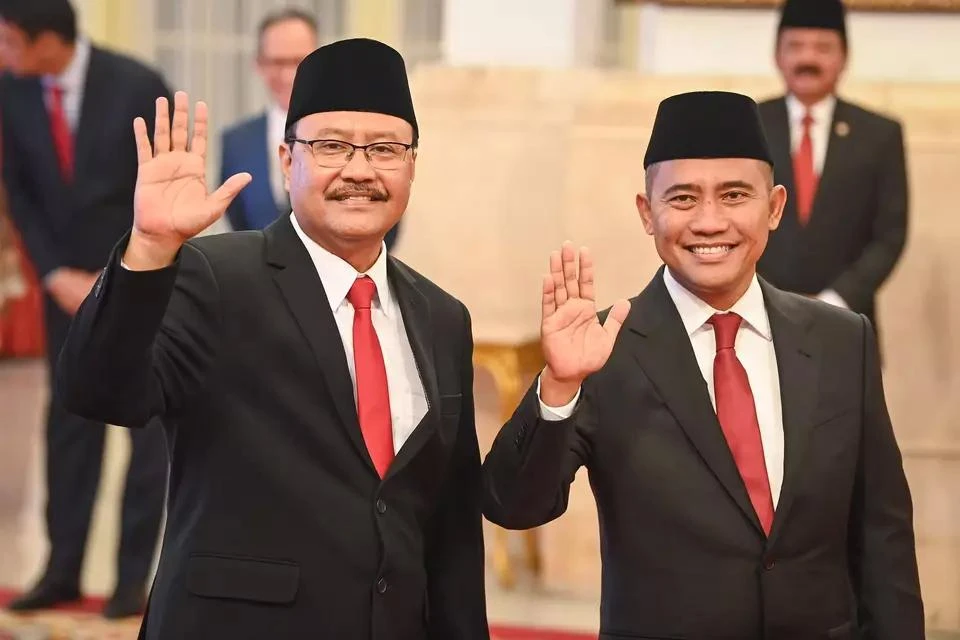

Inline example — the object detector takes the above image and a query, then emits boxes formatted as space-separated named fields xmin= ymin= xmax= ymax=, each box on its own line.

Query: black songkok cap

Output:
xmin=778 ymin=0 xmax=847 ymax=42
xmin=643 ymin=91 xmax=773 ymax=170
xmin=285 ymin=38 xmax=418 ymax=140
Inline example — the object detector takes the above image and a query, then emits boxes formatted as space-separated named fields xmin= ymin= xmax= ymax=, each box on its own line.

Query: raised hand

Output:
xmin=539 ymin=242 xmax=630 ymax=405
xmin=125 ymin=91 xmax=251 ymax=270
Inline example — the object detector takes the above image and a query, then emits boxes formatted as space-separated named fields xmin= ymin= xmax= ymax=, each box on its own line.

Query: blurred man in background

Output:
xmin=0 ymin=0 xmax=170 ymax=618
xmin=757 ymin=0 xmax=908 ymax=345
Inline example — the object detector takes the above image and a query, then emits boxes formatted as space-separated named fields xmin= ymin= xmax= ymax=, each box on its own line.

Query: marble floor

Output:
xmin=1 ymin=357 xmax=958 ymax=636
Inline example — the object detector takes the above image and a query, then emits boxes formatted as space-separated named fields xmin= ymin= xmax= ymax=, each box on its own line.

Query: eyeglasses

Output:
xmin=286 ymin=138 xmax=415 ymax=170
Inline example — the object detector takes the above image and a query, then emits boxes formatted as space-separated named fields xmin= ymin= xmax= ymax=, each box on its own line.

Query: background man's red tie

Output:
xmin=46 ymin=84 xmax=74 ymax=180
xmin=793 ymin=111 xmax=817 ymax=225
xmin=347 ymin=276 xmax=395 ymax=478
xmin=708 ymin=313 xmax=775 ymax=535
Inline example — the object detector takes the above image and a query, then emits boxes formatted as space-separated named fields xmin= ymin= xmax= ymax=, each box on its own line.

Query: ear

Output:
xmin=279 ymin=142 xmax=292 ymax=190
xmin=768 ymin=184 xmax=787 ymax=231
xmin=636 ymin=192 xmax=655 ymax=236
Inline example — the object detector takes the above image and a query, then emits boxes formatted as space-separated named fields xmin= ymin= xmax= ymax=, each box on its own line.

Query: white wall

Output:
xmin=635 ymin=5 xmax=960 ymax=83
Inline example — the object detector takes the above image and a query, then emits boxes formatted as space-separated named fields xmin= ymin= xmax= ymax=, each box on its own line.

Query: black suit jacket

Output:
xmin=0 ymin=46 xmax=171 ymax=279
xmin=482 ymin=269 xmax=923 ymax=640
xmin=55 ymin=216 xmax=488 ymax=640
xmin=757 ymin=97 xmax=908 ymax=332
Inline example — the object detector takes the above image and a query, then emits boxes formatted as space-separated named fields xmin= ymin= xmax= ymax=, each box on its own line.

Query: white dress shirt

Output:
xmin=785 ymin=94 xmax=848 ymax=310
xmin=267 ymin=105 xmax=289 ymax=209
xmin=785 ymin=93 xmax=835 ymax=176
xmin=42 ymin=37 xmax=91 ymax=131
xmin=291 ymin=214 xmax=428 ymax=453
xmin=539 ymin=267 xmax=785 ymax=506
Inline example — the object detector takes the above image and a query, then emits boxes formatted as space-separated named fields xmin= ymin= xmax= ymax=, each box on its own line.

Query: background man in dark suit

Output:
xmin=0 ymin=0 xmax=170 ymax=618
xmin=757 ymin=0 xmax=908 ymax=338
xmin=482 ymin=91 xmax=923 ymax=639
xmin=56 ymin=38 xmax=488 ymax=639
xmin=219 ymin=8 xmax=315 ymax=232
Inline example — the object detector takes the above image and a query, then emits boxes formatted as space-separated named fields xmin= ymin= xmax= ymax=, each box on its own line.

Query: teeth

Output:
xmin=690 ymin=245 xmax=732 ymax=255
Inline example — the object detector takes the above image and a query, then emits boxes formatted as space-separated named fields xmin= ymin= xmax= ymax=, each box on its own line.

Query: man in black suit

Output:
xmin=757 ymin=0 xmax=907 ymax=338
xmin=482 ymin=91 xmax=923 ymax=639
xmin=56 ymin=38 xmax=488 ymax=639
xmin=0 ymin=0 xmax=170 ymax=618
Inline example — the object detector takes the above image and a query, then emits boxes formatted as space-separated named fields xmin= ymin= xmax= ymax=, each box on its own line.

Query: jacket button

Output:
xmin=763 ymin=558 xmax=775 ymax=571
xmin=376 ymin=498 xmax=387 ymax=514
xmin=376 ymin=578 xmax=388 ymax=594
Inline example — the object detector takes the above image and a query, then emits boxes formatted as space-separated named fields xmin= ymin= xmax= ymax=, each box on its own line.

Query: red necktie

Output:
xmin=708 ymin=313 xmax=775 ymax=535
xmin=46 ymin=84 xmax=74 ymax=180
xmin=347 ymin=276 xmax=395 ymax=478
xmin=792 ymin=111 xmax=817 ymax=225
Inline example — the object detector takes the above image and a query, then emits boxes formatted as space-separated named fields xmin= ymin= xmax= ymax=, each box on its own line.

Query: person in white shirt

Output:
xmin=482 ymin=90 xmax=923 ymax=640
xmin=219 ymin=8 xmax=317 ymax=232
xmin=757 ymin=0 xmax=908 ymax=352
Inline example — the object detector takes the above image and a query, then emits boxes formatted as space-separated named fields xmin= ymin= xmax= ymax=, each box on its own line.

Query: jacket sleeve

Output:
xmin=425 ymin=303 xmax=489 ymax=639
xmin=848 ymin=313 xmax=924 ymax=639
xmin=56 ymin=234 xmax=222 ymax=428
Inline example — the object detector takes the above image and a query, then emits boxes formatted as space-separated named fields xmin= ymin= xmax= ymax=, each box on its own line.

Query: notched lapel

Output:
xmin=265 ymin=219 xmax=374 ymax=473
xmin=762 ymin=282 xmax=820 ymax=543
xmin=627 ymin=273 xmax=764 ymax=536
xmin=385 ymin=259 xmax=442 ymax=480
xmin=812 ymin=100 xmax=853 ymax=218
xmin=73 ymin=48 xmax=111 ymax=184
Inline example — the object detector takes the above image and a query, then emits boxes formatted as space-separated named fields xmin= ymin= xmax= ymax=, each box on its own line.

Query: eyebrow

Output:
xmin=307 ymin=128 xmax=406 ymax=141
xmin=661 ymin=180 xmax=757 ymax=198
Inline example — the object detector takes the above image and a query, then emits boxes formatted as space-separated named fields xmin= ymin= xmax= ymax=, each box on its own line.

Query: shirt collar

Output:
xmin=785 ymin=93 xmax=836 ymax=128
xmin=662 ymin=266 xmax=771 ymax=341
xmin=267 ymin=104 xmax=287 ymax=137
xmin=43 ymin=37 xmax=91 ymax=93
xmin=289 ymin=213 xmax=393 ymax=317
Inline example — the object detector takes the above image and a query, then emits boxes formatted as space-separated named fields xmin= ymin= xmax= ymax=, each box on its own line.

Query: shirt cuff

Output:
xmin=816 ymin=289 xmax=849 ymax=309
xmin=536 ymin=374 xmax=581 ymax=421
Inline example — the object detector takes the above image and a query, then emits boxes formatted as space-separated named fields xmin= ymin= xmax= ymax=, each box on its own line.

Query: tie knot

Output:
xmin=347 ymin=276 xmax=377 ymax=310
xmin=48 ymin=83 xmax=64 ymax=99
xmin=708 ymin=312 xmax=743 ymax=351
xmin=802 ymin=112 xmax=814 ymax=128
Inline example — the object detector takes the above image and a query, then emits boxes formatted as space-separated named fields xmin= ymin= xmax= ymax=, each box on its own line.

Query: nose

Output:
xmin=339 ymin=148 xmax=378 ymax=182
xmin=688 ymin=199 xmax=730 ymax=235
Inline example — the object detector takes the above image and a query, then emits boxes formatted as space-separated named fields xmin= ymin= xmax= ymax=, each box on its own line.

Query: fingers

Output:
xmin=209 ymin=172 xmax=253 ymax=215
xmin=549 ymin=250 xmax=567 ymax=307
xmin=133 ymin=117 xmax=152 ymax=164
xmin=542 ymin=274 xmax=556 ymax=319
xmin=561 ymin=241 xmax=579 ymax=299
xmin=603 ymin=299 xmax=632 ymax=337
xmin=153 ymin=96 xmax=170 ymax=155
xmin=190 ymin=100 xmax=209 ymax=160
xmin=171 ymin=91 xmax=190 ymax=152
xmin=579 ymin=246 xmax=595 ymax=301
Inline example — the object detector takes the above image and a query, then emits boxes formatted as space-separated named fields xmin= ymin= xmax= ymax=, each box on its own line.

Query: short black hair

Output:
xmin=0 ymin=0 xmax=77 ymax=43
xmin=256 ymin=8 xmax=318 ymax=56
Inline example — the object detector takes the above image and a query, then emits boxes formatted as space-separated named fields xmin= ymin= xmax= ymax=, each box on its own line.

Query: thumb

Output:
xmin=209 ymin=172 xmax=253 ymax=213
xmin=602 ymin=299 xmax=631 ymax=337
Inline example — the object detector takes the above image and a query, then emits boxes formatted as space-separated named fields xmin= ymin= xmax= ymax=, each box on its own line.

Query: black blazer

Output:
xmin=56 ymin=216 xmax=488 ymax=640
xmin=757 ymin=97 xmax=908 ymax=332
xmin=0 ymin=46 xmax=171 ymax=279
xmin=482 ymin=269 xmax=923 ymax=640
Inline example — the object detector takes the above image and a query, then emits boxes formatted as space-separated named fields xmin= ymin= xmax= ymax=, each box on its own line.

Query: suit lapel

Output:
xmin=762 ymin=282 xmax=820 ymax=543
xmin=811 ymin=99 xmax=852 ymax=220
xmin=18 ymin=81 xmax=65 ymax=190
xmin=265 ymin=217 xmax=374 ymax=473
xmin=384 ymin=259 xmax=441 ymax=479
xmin=626 ymin=270 xmax=764 ymax=536
xmin=73 ymin=47 xmax=109 ymax=185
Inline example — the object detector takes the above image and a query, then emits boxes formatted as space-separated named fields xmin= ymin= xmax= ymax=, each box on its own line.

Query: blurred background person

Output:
xmin=757 ymin=0 xmax=908 ymax=345
xmin=0 ymin=0 xmax=170 ymax=619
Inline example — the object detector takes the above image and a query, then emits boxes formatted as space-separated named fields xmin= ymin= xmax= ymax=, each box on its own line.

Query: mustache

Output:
xmin=325 ymin=185 xmax=389 ymax=201
xmin=793 ymin=64 xmax=822 ymax=77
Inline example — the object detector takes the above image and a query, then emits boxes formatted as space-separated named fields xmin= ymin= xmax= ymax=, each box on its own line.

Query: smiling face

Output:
xmin=636 ymin=157 xmax=786 ymax=310
xmin=282 ymin=110 xmax=416 ymax=263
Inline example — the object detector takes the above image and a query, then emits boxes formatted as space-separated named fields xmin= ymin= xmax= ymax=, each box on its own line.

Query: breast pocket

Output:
xmin=186 ymin=553 xmax=300 ymax=605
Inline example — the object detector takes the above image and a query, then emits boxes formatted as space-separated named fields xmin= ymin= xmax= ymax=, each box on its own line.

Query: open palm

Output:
xmin=541 ymin=242 xmax=631 ymax=384
xmin=132 ymin=91 xmax=251 ymax=246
